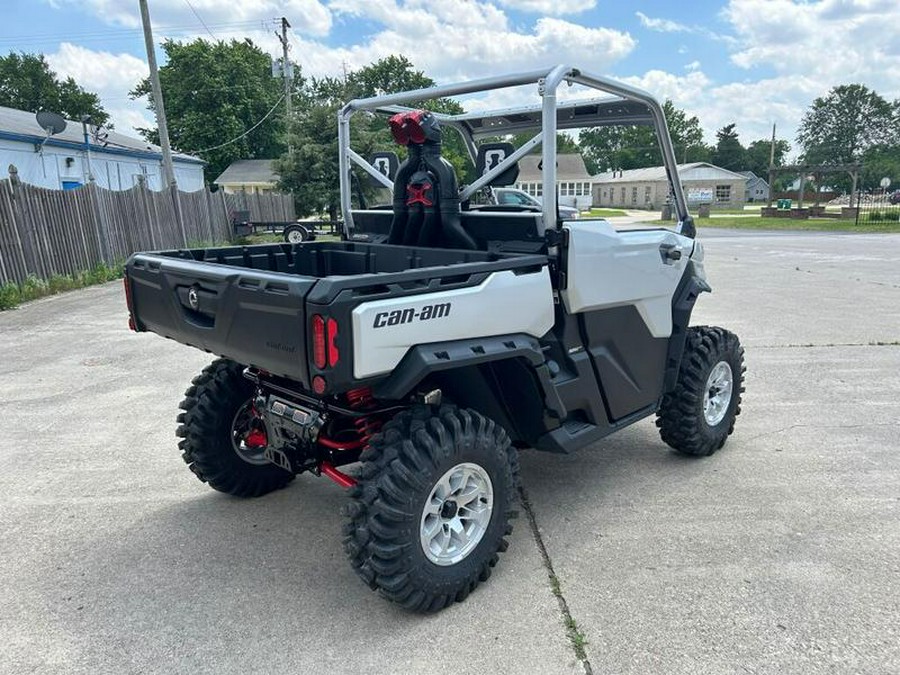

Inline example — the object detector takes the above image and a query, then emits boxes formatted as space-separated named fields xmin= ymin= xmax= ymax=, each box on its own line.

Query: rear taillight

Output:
xmin=123 ymin=275 xmax=136 ymax=331
xmin=327 ymin=318 xmax=339 ymax=366
xmin=312 ymin=314 xmax=326 ymax=369
xmin=312 ymin=314 xmax=340 ymax=370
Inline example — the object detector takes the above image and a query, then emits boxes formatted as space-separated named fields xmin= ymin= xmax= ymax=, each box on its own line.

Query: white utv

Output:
xmin=124 ymin=65 xmax=745 ymax=612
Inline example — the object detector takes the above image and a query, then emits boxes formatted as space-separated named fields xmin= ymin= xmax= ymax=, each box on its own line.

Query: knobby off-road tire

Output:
xmin=343 ymin=405 xmax=519 ymax=612
xmin=176 ymin=358 xmax=294 ymax=497
xmin=657 ymin=326 xmax=745 ymax=457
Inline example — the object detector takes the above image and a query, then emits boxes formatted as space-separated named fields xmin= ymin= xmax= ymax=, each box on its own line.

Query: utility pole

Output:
xmin=276 ymin=17 xmax=293 ymax=151
xmin=139 ymin=0 xmax=186 ymax=245
xmin=767 ymin=122 xmax=776 ymax=208
xmin=139 ymin=0 xmax=176 ymax=188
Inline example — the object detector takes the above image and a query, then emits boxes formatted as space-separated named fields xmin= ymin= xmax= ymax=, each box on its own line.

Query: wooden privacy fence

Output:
xmin=0 ymin=165 xmax=295 ymax=286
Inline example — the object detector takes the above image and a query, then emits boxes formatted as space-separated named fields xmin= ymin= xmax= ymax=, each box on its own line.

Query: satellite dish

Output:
xmin=36 ymin=110 xmax=67 ymax=136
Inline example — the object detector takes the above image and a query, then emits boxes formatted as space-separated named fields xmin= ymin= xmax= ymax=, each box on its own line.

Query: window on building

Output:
xmin=716 ymin=184 xmax=731 ymax=203
xmin=644 ymin=186 xmax=652 ymax=203
xmin=620 ymin=187 xmax=626 ymax=203
xmin=631 ymin=187 xmax=638 ymax=204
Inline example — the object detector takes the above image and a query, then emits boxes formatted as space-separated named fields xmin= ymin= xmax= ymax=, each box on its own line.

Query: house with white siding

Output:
xmin=0 ymin=106 xmax=205 ymax=191
xmin=514 ymin=153 xmax=594 ymax=211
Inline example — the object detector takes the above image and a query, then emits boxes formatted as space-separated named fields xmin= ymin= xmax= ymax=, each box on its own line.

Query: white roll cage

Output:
xmin=337 ymin=65 xmax=694 ymax=238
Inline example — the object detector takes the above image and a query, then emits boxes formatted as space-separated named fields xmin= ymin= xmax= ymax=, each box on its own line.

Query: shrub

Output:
xmin=0 ymin=261 xmax=124 ymax=311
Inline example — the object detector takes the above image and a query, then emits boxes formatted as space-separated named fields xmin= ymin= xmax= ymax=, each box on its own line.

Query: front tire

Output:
xmin=176 ymin=358 xmax=294 ymax=497
xmin=343 ymin=405 xmax=518 ymax=612
xmin=657 ymin=326 xmax=745 ymax=456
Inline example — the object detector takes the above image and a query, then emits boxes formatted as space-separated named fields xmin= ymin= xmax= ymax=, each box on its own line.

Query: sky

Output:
xmin=4 ymin=0 xmax=900 ymax=156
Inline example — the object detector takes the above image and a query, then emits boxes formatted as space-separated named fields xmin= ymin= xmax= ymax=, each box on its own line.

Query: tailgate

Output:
xmin=127 ymin=254 xmax=317 ymax=382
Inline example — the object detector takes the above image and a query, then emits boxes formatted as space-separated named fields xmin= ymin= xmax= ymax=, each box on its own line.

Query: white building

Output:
xmin=514 ymin=154 xmax=594 ymax=211
xmin=0 ymin=106 xmax=205 ymax=191
xmin=593 ymin=162 xmax=747 ymax=209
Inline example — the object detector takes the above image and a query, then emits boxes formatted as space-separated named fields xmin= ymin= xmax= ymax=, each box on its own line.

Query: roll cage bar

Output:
xmin=338 ymin=65 xmax=695 ymax=239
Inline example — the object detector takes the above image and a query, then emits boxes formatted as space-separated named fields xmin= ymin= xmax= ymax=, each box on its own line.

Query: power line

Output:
xmin=182 ymin=0 xmax=218 ymax=41
xmin=187 ymin=92 xmax=285 ymax=153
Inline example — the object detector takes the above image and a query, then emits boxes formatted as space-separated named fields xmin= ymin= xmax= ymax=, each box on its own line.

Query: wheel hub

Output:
xmin=420 ymin=462 xmax=493 ymax=566
xmin=231 ymin=401 xmax=271 ymax=466
xmin=704 ymin=361 xmax=734 ymax=426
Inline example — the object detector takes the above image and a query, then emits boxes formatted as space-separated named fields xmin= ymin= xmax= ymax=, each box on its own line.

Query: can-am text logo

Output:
xmin=373 ymin=303 xmax=451 ymax=328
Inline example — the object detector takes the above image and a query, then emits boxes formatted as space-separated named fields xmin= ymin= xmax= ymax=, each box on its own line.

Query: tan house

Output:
xmin=214 ymin=159 xmax=279 ymax=194
xmin=593 ymin=162 xmax=746 ymax=209
xmin=514 ymin=153 xmax=594 ymax=211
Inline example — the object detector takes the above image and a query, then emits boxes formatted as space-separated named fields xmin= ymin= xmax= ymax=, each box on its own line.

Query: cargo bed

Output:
xmin=126 ymin=241 xmax=548 ymax=389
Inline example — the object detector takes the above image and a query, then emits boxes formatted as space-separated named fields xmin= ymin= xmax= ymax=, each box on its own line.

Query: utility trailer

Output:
xmin=125 ymin=65 xmax=745 ymax=612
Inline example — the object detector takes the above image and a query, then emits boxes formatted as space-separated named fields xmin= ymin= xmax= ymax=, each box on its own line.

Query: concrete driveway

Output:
xmin=1 ymin=229 xmax=898 ymax=674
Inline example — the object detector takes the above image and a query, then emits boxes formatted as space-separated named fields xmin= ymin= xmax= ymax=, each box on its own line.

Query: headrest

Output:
xmin=388 ymin=110 xmax=441 ymax=146
xmin=475 ymin=142 xmax=519 ymax=186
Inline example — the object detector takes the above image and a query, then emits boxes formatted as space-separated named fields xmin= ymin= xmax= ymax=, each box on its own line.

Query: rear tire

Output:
xmin=343 ymin=405 xmax=518 ymax=612
xmin=656 ymin=326 xmax=745 ymax=456
xmin=176 ymin=358 xmax=294 ymax=497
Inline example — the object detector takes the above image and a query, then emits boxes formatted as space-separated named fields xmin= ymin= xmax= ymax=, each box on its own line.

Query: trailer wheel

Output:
xmin=343 ymin=405 xmax=518 ymax=612
xmin=656 ymin=326 xmax=745 ymax=456
xmin=283 ymin=224 xmax=309 ymax=243
xmin=176 ymin=358 xmax=294 ymax=497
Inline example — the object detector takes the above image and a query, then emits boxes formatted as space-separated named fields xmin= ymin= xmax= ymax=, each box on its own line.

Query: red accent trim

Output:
xmin=244 ymin=428 xmax=268 ymax=448
xmin=389 ymin=110 xmax=428 ymax=146
xmin=320 ymin=461 xmax=357 ymax=488
xmin=406 ymin=183 xmax=433 ymax=206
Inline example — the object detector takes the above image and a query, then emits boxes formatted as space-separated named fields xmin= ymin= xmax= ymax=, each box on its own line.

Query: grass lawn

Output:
xmin=644 ymin=216 xmax=900 ymax=233
xmin=585 ymin=208 xmax=628 ymax=217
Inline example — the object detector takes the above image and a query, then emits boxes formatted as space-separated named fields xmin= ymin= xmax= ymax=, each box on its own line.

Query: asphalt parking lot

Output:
xmin=1 ymin=228 xmax=898 ymax=674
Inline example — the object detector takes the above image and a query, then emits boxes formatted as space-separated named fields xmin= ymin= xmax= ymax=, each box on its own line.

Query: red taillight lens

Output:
xmin=326 ymin=318 xmax=339 ymax=366
xmin=312 ymin=375 xmax=327 ymax=395
xmin=312 ymin=315 xmax=340 ymax=369
xmin=312 ymin=314 xmax=326 ymax=369
xmin=123 ymin=275 xmax=136 ymax=331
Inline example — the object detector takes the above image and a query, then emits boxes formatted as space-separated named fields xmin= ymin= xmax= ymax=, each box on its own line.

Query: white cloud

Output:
xmin=496 ymin=0 xmax=596 ymax=15
xmin=299 ymin=2 xmax=635 ymax=82
xmin=719 ymin=0 xmax=900 ymax=144
xmin=46 ymin=0 xmax=333 ymax=37
xmin=46 ymin=43 xmax=153 ymax=131
xmin=635 ymin=11 xmax=691 ymax=33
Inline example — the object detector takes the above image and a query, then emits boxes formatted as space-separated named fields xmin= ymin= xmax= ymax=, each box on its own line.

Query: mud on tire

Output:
xmin=656 ymin=326 xmax=745 ymax=457
xmin=343 ymin=405 xmax=519 ymax=612
xmin=176 ymin=358 xmax=294 ymax=497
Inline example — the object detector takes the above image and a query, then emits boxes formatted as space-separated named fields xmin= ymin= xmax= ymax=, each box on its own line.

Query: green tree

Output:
xmin=860 ymin=143 xmax=900 ymax=191
xmin=131 ymin=38 xmax=290 ymax=181
xmin=0 ymin=52 xmax=108 ymax=125
xmin=745 ymin=138 xmax=791 ymax=177
xmin=277 ymin=55 xmax=468 ymax=220
xmin=579 ymin=100 xmax=710 ymax=173
xmin=797 ymin=84 xmax=899 ymax=164
xmin=712 ymin=123 xmax=747 ymax=171
xmin=506 ymin=131 xmax=580 ymax=154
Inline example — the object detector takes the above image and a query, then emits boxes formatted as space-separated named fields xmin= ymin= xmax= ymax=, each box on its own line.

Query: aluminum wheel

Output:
xmin=704 ymin=361 xmax=734 ymax=426
xmin=231 ymin=400 xmax=269 ymax=465
xmin=420 ymin=462 xmax=494 ymax=566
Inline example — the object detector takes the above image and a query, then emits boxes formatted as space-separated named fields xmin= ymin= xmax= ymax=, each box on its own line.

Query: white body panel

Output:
xmin=561 ymin=221 xmax=693 ymax=337
xmin=351 ymin=269 xmax=555 ymax=379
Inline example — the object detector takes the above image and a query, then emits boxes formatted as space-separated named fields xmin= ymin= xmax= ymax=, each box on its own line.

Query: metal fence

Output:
xmin=0 ymin=165 xmax=295 ymax=286
xmin=855 ymin=191 xmax=900 ymax=227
